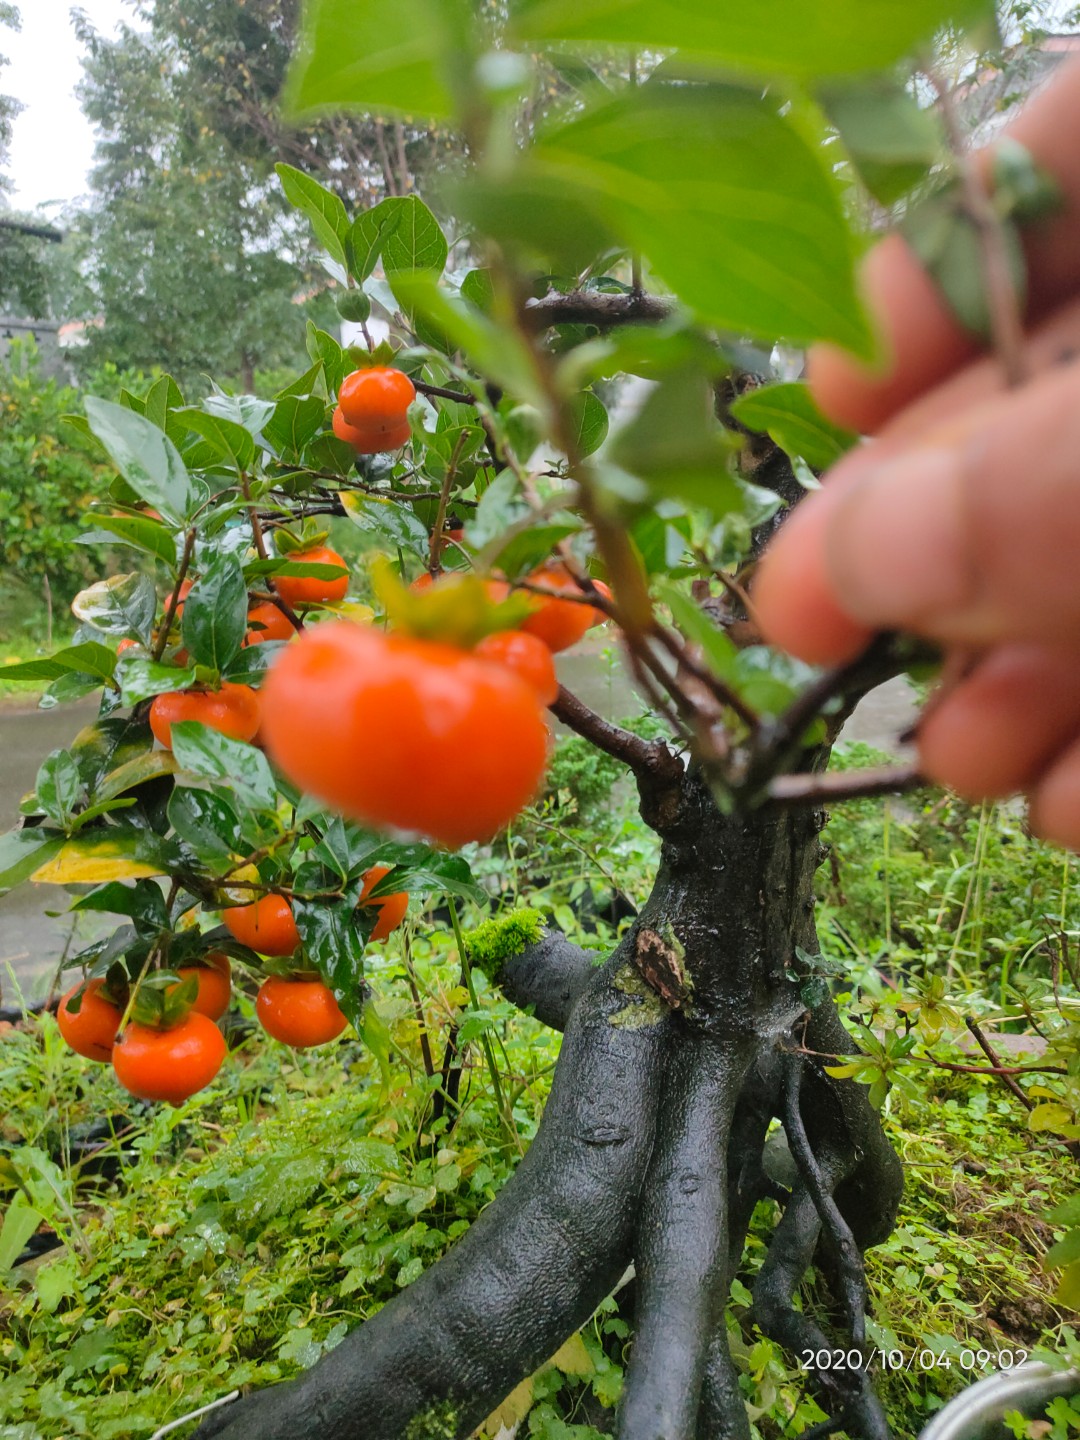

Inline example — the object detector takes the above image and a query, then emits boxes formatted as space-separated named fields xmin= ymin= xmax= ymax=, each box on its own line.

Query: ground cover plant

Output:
xmin=1 ymin=1 xmax=1079 ymax=1438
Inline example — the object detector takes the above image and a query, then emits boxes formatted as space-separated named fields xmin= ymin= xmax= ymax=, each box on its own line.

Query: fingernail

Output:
xmin=825 ymin=449 xmax=973 ymax=627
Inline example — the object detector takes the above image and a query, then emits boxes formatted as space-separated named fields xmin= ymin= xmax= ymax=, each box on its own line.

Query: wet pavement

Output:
xmin=0 ymin=657 xmax=917 ymax=1002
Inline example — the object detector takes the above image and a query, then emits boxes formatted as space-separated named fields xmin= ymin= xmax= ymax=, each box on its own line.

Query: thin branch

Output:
xmin=241 ymin=475 xmax=305 ymax=631
xmin=766 ymin=763 xmax=925 ymax=807
xmin=428 ymin=430 xmax=467 ymax=576
xmin=964 ymin=1017 xmax=1034 ymax=1110
xmin=414 ymin=379 xmax=476 ymax=405
xmin=152 ymin=529 xmax=196 ymax=662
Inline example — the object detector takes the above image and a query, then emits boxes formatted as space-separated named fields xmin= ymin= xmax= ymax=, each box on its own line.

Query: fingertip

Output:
xmin=753 ymin=498 xmax=874 ymax=666
xmin=808 ymin=235 xmax=979 ymax=435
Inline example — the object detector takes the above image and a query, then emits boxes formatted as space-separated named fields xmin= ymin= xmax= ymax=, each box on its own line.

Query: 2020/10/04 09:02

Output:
xmin=800 ymin=1349 xmax=1032 ymax=1372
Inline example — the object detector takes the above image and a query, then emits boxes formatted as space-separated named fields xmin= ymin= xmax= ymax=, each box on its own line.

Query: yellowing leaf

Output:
xmin=1056 ymin=1261 xmax=1080 ymax=1310
xmin=551 ymin=1332 xmax=595 ymax=1378
xmin=483 ymin=1376 xmax=534 ymax=1432
xmin=1028 ymin=1102 xmax=1076 ymax=1135
xmin=31 ymin=836 xmax=168 ymax=885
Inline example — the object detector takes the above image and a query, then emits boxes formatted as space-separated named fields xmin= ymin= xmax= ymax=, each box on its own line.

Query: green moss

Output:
xmin=464 ymin=908 xmax=545 ymax=983
xmin=405 ymin=1401 xmax=459 ymax=1439
xmin=609 ymin=963 xmax=667 ymax=1029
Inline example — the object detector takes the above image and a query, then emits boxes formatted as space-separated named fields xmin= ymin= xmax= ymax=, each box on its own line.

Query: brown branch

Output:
xmin=964 ymin=1017 xmax=1034 ymax=1110
xmin=428 ymin=431 xmax=467 ymax=576
xmin=153 ymin=528 xmax=196 ymax=662
xmin=241 ymin=475 xmax=305 ymax=631
xmin=766 ymin=763 xmax=925 ymax=807
xmin=551 ymin=684 xmax=682 ymax=784
xmin=414 ymin=379 xmax=476 ymax=405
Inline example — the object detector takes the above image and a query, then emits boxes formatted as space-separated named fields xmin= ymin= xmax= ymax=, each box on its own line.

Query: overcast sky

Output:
xmin=4 ymin=0 xmax=133 ymax=212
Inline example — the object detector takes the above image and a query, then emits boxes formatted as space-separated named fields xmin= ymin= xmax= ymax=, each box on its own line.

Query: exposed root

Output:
xmin=618 ymin=1032 xmax=752 ymax=1440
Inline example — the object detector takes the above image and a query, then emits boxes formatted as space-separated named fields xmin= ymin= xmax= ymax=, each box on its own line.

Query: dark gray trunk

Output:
xmin=198 ymin=768 xmax=903 ymax=1440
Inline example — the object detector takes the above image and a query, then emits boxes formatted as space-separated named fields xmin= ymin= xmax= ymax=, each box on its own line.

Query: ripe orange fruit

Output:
xmin=520 ymin=563 xmax=608 ymax=653
xmin=117 ymin=638 xmax=137 ymax=656
xmin=359 ymin=864 xmax=408 ymax=942
xmin=256 ymin=975 xmax=347 ymax=1048
xmin=261 ymin=622 xmax=548 ymax=848
xmin=337 ymin=366 xmax=415 ymax=452
xmin=112 ymin=1013 xmax=226 ymax=1105
xmin=332 ymin=405 xmax=378 ymax=451
xmin=273 ymin=545 xmax=349 ymax=608
xmin=474 ymin=630 xmax=559 ymax=707
xmin=57 ymin=979 xmax=122 ymax=1062
xmin=149 ymin=683 xmax=261 ymax=749
xmin=244 ymin=602 xmax=298 ymax=645
xmin=222 ymin=894 xmax=300 ymax=956
xmin=175 ymin=952 xmax=232 ymax=1021
xmin=172 ymin=577 xmax=194 ymax=620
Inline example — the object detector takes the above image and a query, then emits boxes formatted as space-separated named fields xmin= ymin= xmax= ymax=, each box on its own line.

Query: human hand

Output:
xmin=754 ymin=56 xmax=1080 ymax=849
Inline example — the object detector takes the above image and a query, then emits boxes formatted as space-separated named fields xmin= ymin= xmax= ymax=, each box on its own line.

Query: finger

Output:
xmin=822 ymin=361 xmax=1080 ymax=649
xmin=750 ymin=472 xmax=874 ymax=664
xmin=1030 ymin=736 xmax=1080 ymax=851
xmin=917 ymin=644 xmax=1080 ymax=800
xmin=808 ymin=54 xmax=1080 ymax=433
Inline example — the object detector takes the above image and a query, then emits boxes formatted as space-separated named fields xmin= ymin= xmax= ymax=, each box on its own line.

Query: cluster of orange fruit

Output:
xmin=56 ymin=865 xmax=408 ymax=1105
xmin=61 ymin=366 xmax=611 ymax=1102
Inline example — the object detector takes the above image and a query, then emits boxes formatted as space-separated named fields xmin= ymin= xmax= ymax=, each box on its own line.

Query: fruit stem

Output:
xmin=447 ymin=897 xmax=516 ymax=1145
xmin=240 ymin=473 xmax=305 ymax=631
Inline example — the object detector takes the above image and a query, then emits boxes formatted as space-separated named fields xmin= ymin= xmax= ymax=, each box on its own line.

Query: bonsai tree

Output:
xmin=0 ymin=1 xmax=1066 ymax=1437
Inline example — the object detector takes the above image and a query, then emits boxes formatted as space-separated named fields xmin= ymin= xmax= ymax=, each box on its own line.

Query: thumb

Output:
xmin=821 ymin=362 xmax=1080 ymax=649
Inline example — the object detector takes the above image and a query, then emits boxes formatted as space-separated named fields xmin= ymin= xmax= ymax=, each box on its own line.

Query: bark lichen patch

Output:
xmin=609 ymin=963 xmax=668 ymax=1028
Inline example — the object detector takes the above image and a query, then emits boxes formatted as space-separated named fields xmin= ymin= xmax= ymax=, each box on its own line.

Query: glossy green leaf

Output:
xmin=338 ymin=492 xmax=430 ymax=553
xmin=520 ymin=84 xmax=871 ymax=356
xmin=35 ymin=750 xmax=85 ymax=830
xmin=730 ymin=382 xmax=857 ymax=470
xmin=511 ymin=0 xmax=993 ymax=80
xmin=654 ymin=579 xmax=738 ymax=681
xmin=307 ymin=324 xmax=349 ymax=396
xmin=77 ymin=512 xmax=178 ymax=567
xmin=179 ymin=410 xmax=257 ymax=471
xmin=284 ymin=0 xmax=475 ymax=122
xmin=276 ymin=163 xmax=351 ymax=267
xmin=347 ymin=198 xmax=401 ymax=281
xmin=181 ymin=553 xmax=248 ymax=672
xmin=71 ymin=878 xmax=170 ymax=930
xmin=0 ymin=1193 xmax=43 ymax=1273
xmin=0 ymin=829 xmax=66 ymax=895
xmin=94 ymin=750 xmax=178 ymax=804
xmin=142 ymin=374 xmax=187 ymax=439
xmin=84 ymin=397 xmax=205 ymax=524
xmin=170 ymin=722 xmax=278 ymax=813
xmin=262 ymin=395 xmax=326 ymax=458
xmin=167 ymin=787 xmax=243 ymax=861
xmin=0 ymin=642 xmax=118 ymax=686
xmin=71 ymin=573 xmax=158 ymax=644
xmin=117 ymin=658 xmax=197 ymax=708
xmin=71 ymin=715 xmax=154 ymax=794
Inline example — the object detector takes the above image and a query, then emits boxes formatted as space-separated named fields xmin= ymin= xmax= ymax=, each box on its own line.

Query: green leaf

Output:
xmin=568 ymin=391 xmax=609 ymax=459
xmin=519 ymin=83 xmax=871 ymax=356
xmin=93 ymin=750 xmax=177 ymax=805
xmin=654 ymin=579 xmax=738 ymax=680
xmin=170 ymin=722 xmax=278 ymax=813
xmin=382 ymin=196 xmax=449 ymax=278
xmin=730 ymin=382 xmax=857 ymax=470
xmin=262 ymin=395 xmax=327 ymax=458
xmin=181 ymin=553 xmax=248 ymax=672
xmin=0 ymin=1193 xmax=43 ymax=1272
xmin=511 ymin=0 xmax=994 ymax=80
xmin=34 ymin=1254 xmax=80 ymax=1314
xmin=78 ymin=512 xmax=178 ymax=567
xmin=117 ymin=658 xmax=198 ymax=708
xmin=35 ymin=750 xmax=85 ymax=830
xmin=71 ymin=715 xmax=154 ymax=794
xmin=347 ymin=198 xmax=401 ymax=281
xmin=84 ymin=397 xmax=205 ymax=525
xmin=71 ymin=878 xmax=170 ymax=930
xmin=0 ymin=828 xmax=66 ymax=895
xmin=167 ymin=787 xmax=243 ymax=862
xmin=30 ymin=825 xmax=175 ymax=884
xmin=339 ymin=492 xmax=431 ymax=554
xmin=284 ymin=0 xmax=475 ymax=122
xmin=179 ymin=410 xmax=257 ymax=471
xmin=276 ymin=163 xmax=351 ymax=267
xmin=610 ymin=365 xmax=739 ymax=513
xmin=72 ymin=573 xmax=158 ymax=644
xmin=307 ymin=323 xmax=349 ymax=396
xmin=142 ymin=374 xmax=186 ymax=438
xmin=489 ymin=523 xmax=582 ymax=581
xmin=292 ymin=892 xmax=370 ymax=1024
xmin=0 ymin=642 xmax=118 ymax=686
xmin=819 ymin=79 xmax=941 ymax=207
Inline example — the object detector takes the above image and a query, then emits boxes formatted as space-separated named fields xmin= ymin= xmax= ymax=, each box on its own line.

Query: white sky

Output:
xmin=3 ymin=0 xmax=134 ymax=212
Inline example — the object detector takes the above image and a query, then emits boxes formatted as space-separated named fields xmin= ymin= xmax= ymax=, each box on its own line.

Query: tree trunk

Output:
xmin=198 ymin=764 xmax=903 ymax=1440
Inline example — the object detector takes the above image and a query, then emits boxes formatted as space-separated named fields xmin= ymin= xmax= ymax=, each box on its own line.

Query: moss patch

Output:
xmin=464 ymin=908 xmax=545 ymax=983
